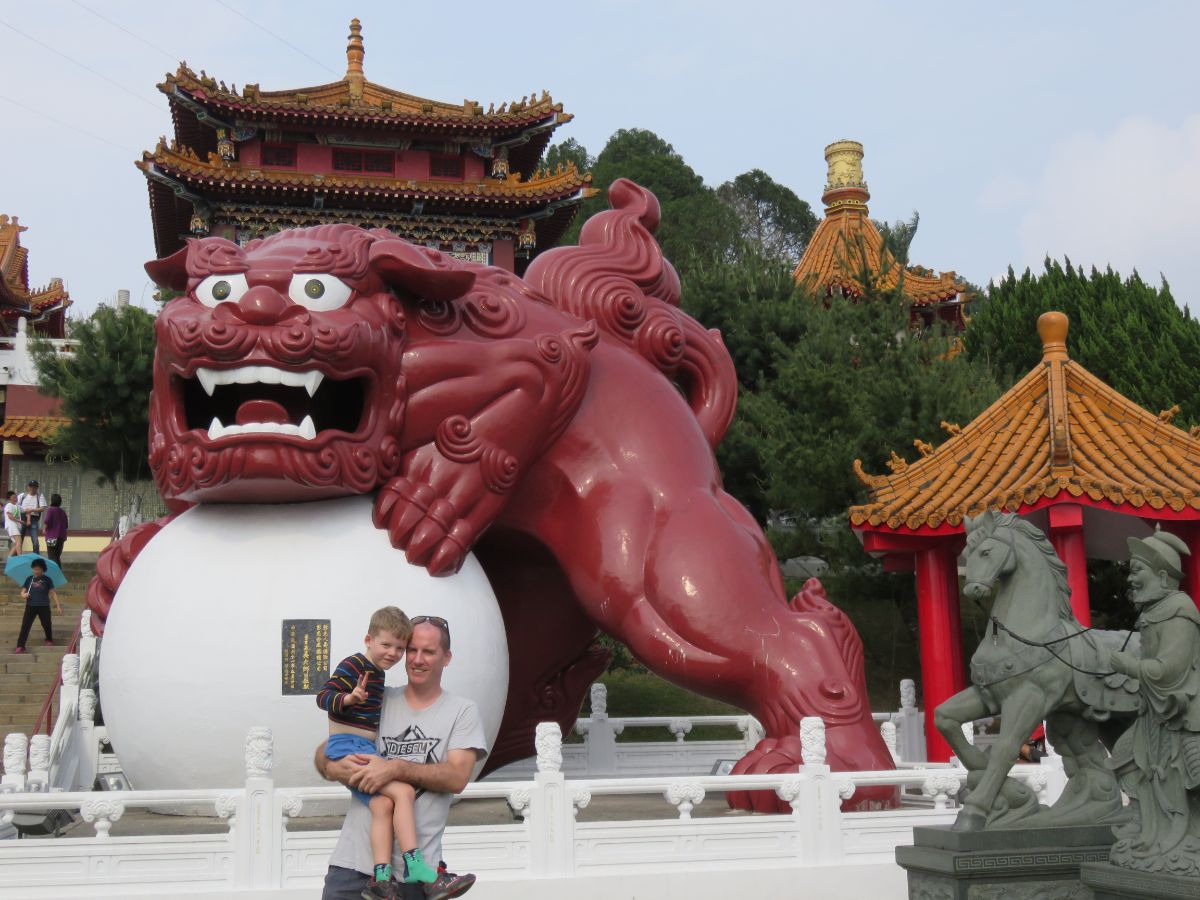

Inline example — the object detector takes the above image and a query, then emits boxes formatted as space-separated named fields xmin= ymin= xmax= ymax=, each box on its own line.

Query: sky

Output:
xmin=4 ymin=1 xmax=1200 ymax=317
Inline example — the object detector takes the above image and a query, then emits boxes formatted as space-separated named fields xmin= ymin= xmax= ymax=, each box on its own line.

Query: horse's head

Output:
xmin=962 ymin=510 xmax=1017 ymax=600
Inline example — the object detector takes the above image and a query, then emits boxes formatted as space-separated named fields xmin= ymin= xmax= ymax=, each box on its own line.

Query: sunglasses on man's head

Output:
xmin=412 ymin=615 xmax=449 ymax=634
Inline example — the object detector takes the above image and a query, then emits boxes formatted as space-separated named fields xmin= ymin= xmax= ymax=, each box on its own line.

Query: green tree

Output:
xmin=875 ymin=211 xmax=920 ymax=265
xmin=561 ymin=128 xmax=738 ymax=271
xmin=716 ymin=169 xmax=818 ymax=265
xmin=682 ymin=247 xmax=1001 ymax=699
xmin=31 ymin=305 xmax=157 ymax=527
xmin=541 ymin=137 xmax=593 ymax=174
xmin=964 ymin=259 xmax=1200 ymax=425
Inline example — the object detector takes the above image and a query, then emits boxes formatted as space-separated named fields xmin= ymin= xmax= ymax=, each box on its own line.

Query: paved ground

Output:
xmin=56 ymin=792 xmax=747 ymax=838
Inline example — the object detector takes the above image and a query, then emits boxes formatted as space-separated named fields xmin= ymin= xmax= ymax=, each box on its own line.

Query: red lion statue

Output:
xmin=89 ymin=179 xmax=893 ymax=810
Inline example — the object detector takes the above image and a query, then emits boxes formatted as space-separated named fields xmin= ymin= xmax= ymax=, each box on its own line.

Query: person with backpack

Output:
xmin=18 ymin=480 xmax=46 ymax=555
xmin=41 ymin=494 xmax=68 ymax=566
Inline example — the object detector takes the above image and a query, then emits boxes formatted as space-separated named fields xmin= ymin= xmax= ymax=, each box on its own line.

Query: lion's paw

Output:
xmin=373 ymin=477 xmax=472 ymax=575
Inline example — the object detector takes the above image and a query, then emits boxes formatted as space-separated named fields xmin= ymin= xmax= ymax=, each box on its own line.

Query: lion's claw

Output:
xmin=375 ymin=478 xmax=474 ymax=575
xmin=427 ymin=538 xmax=467 ymax=576
xmin=407 ymin=519 xmax=449 ymax=565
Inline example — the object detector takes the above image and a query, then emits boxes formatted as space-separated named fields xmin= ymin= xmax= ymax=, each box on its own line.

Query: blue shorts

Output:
xmin=325 ymin=732 xmax=378 ymax=806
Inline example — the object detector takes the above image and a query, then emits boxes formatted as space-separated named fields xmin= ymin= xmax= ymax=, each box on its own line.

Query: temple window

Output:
xmin=429 ymin=154 xmax=464 ymax=180
xmin=332 ymin=149 xmax=394 ymax=174
xmin=261 ymin=144 xmax=296 ymax=168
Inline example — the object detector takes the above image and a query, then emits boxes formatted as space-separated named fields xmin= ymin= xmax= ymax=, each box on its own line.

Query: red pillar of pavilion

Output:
xmin=1048 ymin=504 xmax=1091 ymax=626
xmin=914 ymin=545 xmax=961 ymax=761
xmin=1165 ymin=523 xmax=1200 ymax=610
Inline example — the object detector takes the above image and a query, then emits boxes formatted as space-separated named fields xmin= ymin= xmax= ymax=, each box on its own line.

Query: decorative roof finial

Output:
xmin=1038 ymin=311 xmax=1070 ymax=362
xmin=821 ymin=140 xmax=869 ymax=213
xmin=346 ymin=18 xmax=364 ymax=102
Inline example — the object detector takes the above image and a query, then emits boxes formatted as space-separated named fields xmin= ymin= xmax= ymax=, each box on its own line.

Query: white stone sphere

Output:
xmin=100 ymin=495 xmax=507 ymax=792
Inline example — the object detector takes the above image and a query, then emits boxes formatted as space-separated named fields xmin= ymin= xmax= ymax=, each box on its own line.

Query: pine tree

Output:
xmin=964 ymin=259 xmax=1200 ymax=425
xmin=31 ymin=305 xmax=157 ymax=527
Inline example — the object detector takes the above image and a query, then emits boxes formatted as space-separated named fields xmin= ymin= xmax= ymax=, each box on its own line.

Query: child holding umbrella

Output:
xmin=14 ymin=557 xmax=62 ymax=654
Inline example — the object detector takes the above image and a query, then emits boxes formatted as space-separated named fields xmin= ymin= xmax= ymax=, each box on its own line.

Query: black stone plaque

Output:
xmin=281 ymin=619 xmax=330 ymax=695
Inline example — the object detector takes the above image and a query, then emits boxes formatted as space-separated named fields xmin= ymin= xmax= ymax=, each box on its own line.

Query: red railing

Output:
xmin=31 ymin=619 xmax=82 ymax=736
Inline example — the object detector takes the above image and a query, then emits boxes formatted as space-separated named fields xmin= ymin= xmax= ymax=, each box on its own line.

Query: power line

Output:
xmin=0 ymin=95 xmax=136 ymax=155
xmin=212 ymin=0 xmax=341 ymax=78
xmin=0 ymin=19 xmax=164 ymax=113
xmin=67 ymin=0 xmax=179 ymax=65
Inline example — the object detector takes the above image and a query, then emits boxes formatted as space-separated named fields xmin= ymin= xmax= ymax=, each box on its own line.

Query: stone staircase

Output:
xmin=0 ymin=560 xmax=95 ymax=735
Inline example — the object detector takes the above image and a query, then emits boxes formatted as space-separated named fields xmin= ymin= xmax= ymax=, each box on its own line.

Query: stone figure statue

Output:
xmin=1108 ymin=526 xmax=1200 ymax=875
xmin=935 ymin=511 xmax=1138 ymax=830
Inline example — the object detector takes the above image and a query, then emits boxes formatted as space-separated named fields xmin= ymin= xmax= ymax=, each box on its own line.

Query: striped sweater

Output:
xmin=315 ymin=652 xmax=385 ymax=731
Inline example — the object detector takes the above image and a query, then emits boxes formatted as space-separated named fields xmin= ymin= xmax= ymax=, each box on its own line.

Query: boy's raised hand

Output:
xmin=343 ymin=672 xmax=369 ymax=707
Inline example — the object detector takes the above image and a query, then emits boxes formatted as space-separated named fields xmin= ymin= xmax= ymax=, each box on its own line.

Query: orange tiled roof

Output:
xmin=0 ymin=416 xmax=68 ymax=441
xmin=793 ymin=140 xmax=963 ymax=308
xmin=793 ymin=208 xmax=964 ymax=306
xmin=137 ymin=140 xmax=594 ymax=204
xmin=0 ymin=215 xmax=70 ymax=316
xmin=849 ymin=312 xmax=1200 ymax=531
xmin=161 ymin=21 xmax=570 ymax=132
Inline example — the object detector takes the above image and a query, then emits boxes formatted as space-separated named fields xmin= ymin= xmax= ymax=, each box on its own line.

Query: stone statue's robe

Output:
xmin=1112 ymin=591 xmax=1200 ymax=874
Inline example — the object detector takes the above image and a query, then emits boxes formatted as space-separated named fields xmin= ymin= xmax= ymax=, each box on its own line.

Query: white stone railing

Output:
xmin=488 ymin=679 xmax=928 ymax=780
xmin=0 ymin=718 xmax=1069 ymax=898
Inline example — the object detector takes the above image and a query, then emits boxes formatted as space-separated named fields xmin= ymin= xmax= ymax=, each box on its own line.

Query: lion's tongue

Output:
xmin=236 ymin=399 xmax=291 ymax=426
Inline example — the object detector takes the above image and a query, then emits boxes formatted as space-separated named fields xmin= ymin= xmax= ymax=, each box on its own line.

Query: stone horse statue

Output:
xmin=935 ymin=510 xmax=1140 ymax=831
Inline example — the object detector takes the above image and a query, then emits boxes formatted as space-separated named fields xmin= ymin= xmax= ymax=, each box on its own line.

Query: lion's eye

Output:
xmin=195 ymin=273 xmax=249 ymax=307
xmin=288 ymin=273 xmax=352 ymax=311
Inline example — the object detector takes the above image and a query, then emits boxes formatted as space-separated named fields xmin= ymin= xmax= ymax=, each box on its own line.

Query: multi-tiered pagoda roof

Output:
xmin=794 ymin=141 xmax=967 ymax=322
xmin=0 ymin=215 xmax=70 ymax=338
xmin=137 ymin=19 xmax=593 ymax=269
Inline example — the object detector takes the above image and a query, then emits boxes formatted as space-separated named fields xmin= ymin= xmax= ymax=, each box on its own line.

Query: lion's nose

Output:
xmin=233 ymin=285 xmax=288 ymax=324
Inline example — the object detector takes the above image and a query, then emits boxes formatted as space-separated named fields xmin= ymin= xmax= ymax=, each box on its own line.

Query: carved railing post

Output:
xmin=791 ymin=717 xmax=845 ymax=865
xmin=2 ymin=734 xmax=27 ymax=790
xmin=583 ymin=683 xmax=617 ymax=777
xmin=79 ymin=689 xmax=97 ymax=724
xmin=880 ymin=720 xmax=899 ymax=763
xmin=240 ymin=726 xmax=276 ymax=888
xmin=528 ymin=722 xmax=576 ymax=877
xmin=897 ymin=678 xmax=925 ymax=762
xmin=27 ymin=735 xmax=50 ymax=790
xmin=79 ymin=610 xmax=98 ymax=684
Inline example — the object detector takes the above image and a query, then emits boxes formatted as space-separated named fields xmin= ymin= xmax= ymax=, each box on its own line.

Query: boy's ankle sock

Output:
xmin=374 ymin=863 xmax=392 ymax=883
xmin=401 ymin=848 xmax=438 ymax=883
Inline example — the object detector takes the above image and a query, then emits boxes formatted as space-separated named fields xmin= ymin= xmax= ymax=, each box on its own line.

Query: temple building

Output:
xmin=850 ymin=312 xmax=1200 ymax=760
xmin=794 ymin=141 xmax=968 ymax=326
xmin=0 ymin=215 xmax=70 ymax=338
xmin=137 ymin=19 xmax=593 ymax=271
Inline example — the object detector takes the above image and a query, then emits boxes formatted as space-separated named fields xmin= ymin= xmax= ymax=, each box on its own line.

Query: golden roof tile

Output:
xmin=138 ymin=141 xmax=594 ymax=203
xmin=793 ymin=141 xmax=964 ymax=307
xmin=0 ymin=215 xmax=70 ymax=316
xmin=161 ymin=20 xmax=569 ymax=130
xmin=0 ymin=416 xmax=68 ymax=441
xmin=849 ymin=312 xmax=1200 ymax=530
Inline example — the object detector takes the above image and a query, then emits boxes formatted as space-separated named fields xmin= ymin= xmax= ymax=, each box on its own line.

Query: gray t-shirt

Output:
xmin=328 ymin=687 xmax=487 ymax=873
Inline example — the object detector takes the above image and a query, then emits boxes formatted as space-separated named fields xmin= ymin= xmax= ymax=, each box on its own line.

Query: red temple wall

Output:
xmin=493 ymin=238 xmax=515 ymax=272
xmin=6 ymin=385 xmax=61 ymax=417
xmin=237 ymin=141 xmax=486 ymax=181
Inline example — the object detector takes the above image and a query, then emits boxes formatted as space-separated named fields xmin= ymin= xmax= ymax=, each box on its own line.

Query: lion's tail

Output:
xmin=523 ymin=178 xmax=738 ymax=448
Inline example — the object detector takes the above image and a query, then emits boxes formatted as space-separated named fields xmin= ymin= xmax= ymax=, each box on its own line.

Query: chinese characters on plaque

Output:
xmin=281 ymin=619 xmax=330 ymax=695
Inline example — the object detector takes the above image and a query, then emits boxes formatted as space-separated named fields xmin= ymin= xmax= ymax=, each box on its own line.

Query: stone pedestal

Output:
xmin=896 ymin=824 xmax=1115 ymax=899
xmin=1080 ymin=861 xmax=1200 ymax=899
